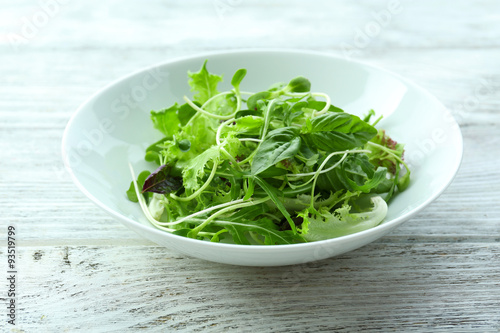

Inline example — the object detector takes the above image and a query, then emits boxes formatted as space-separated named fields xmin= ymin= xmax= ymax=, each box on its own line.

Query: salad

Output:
xmin=127 ymin=61 xmax=410 ymax=245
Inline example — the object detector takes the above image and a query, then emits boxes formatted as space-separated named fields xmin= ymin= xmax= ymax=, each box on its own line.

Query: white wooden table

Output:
xmin=2 ymin=1 xmax=500 ymax=331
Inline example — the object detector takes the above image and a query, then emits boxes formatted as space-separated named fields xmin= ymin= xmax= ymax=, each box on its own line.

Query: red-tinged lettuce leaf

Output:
xmin=142 ymin=164 xmax=182 ymax=194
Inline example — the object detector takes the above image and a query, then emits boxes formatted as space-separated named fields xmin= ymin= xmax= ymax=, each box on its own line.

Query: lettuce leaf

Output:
xmin=188 ymin=60 xmax=223 ymax=104
xmin=182 ymin=145 xmax=220 ymax=191
xmin=299 ymin=196 xmax=387 ymax=241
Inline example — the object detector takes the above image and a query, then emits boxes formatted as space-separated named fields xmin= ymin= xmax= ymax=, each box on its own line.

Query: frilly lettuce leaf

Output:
xmin=182 ymin=145 xmax=220 ymax=191
xmin=299 ymin=196 xmax=387 ymax=241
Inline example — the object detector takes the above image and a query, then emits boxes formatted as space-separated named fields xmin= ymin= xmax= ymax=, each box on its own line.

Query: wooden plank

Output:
xmin=6 ymin=243 xmax=500 ymax=332
xmin=1 ymin=0 xmax=499 ymax=50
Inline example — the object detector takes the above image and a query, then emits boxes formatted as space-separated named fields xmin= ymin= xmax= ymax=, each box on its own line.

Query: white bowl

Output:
xmin=62 ymin=49 xmax=463 ymax=266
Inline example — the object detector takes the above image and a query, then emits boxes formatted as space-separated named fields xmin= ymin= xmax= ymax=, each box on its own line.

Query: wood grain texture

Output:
xmin=6 ymin=243 xmax=500 ymax=332
xmin=1 ymin=0 xmax=500 ymax=331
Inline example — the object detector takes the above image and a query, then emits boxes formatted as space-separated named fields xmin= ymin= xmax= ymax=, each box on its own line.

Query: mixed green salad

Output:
xmin=127 ymin=61 xmax=410 ymax=245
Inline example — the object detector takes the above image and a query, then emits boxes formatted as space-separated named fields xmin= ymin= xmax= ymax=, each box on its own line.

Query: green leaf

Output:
xmin=301 ymin=112 xmax=377 ymax=152
xmin=363 ymin=109 xmax=376 ymax=123
xmin=145 ymin=136 xmax=169 ymax=164
xmin=341 ymin=154 xmax=388 ymax=193
xmin=342 ymin=165 xmax=387 ymax=193
xmin=318 ymin=154 xmax=387 ymax=193
xmin=246 ymin=91 xmax=273 ymax=110
xmin=243 ymin=177 xmax=255 ymax=200
xmin=223 ymin=224 xmax=251 ymax=244
xmin=151 ymin=103 xmax=181 ymax=138
xmin=397 ymin=171 xmax=410 ymax=191
xmin=220 ymin=115 xmax=264 ymax=137
xmin=306 ymin=101 xmax=344 ymax=113
xmin=177 ymin=102 xmax=197 ymax=126
xmin=214 ymin=217 xmax=302 ymax=245
xmin=182 ymin=145 xmax=220 ymax=191
xmin=284 ymin=76 xmax=311 ymax=93
xmin=366 ymin=129 xmax=405 ymax=174
xmin=188 ymin=60 xmax=223 ymax=104
xmin=231 ymin=68 xmax=247 ymax=92
xmin=254 ymin=177 xmax=296 ymax=233
xmin=204 ymin=93 xmax=237 ymax=116
xmin=300 ymin=196 xmax=387 ymax=241
xmin=251 ymin=127 xmax=301 ymax=175
xmin=126 ymin=170 xmax=151 ymax=202
xmin=235 ymin=109 xmax=263 ymax=118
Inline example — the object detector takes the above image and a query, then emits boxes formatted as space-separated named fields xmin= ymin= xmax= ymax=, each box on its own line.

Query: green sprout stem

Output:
xmin=170 ymin=159 xmax=219 ymax=202
xmin=189 ymin=197 xmax=271 ymax=237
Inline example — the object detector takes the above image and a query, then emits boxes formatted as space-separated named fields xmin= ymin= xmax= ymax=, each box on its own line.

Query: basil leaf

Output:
xmin=302 ymin=112 xmax=377 ymax=151
xmin=142 ymin=164 xmax=182 ymax=194
xmin=251 ymin=127 xmax=301 ymax=175
xmin=318 ymin=154 xmax=387 ymax=193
